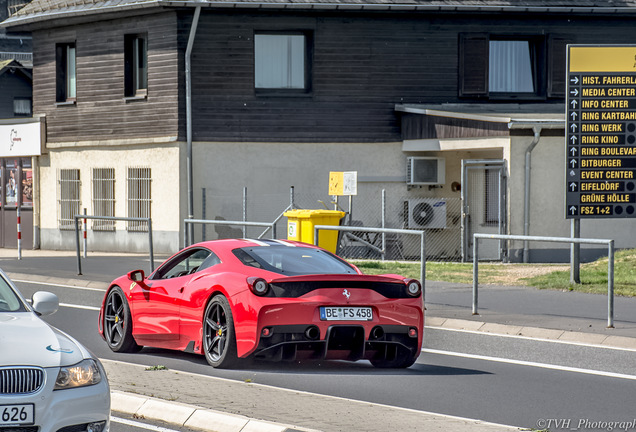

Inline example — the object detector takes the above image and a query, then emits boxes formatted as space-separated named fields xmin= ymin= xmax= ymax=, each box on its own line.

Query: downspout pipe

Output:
xmin=186 ymin=5 xmax=201 ymax=245
xmin=508 ymin=119 xmax=564 ymax=263
xmin=523 ymin=126 xmax=542 ymax=263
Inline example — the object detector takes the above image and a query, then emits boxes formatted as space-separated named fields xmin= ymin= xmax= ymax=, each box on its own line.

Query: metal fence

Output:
xmin=199 ymin=186 xmax=461 ymax=263
xmin=315 ymin=224 xmax=427 ymax=300
xmin=473 ymin=233 xmax=616 ymax=327
xmin=73 ymin=214 xmax=155 ymax=275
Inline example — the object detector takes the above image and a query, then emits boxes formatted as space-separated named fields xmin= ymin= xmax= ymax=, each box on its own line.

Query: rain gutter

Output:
xmin=508 ymin=120 xmax=564 ymax=263
xmin=186 ymin=4 xmax=201 ymax=245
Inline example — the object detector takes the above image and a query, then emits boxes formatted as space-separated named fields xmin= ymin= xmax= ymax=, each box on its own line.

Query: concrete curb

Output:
xmin=111 ymin=391 xmax=318 ymax=432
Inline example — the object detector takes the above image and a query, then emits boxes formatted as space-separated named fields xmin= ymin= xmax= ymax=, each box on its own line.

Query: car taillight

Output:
xmin=247 ymin=277 xmax=270 ymax=296
xmin=405 ymin=279 xmax=422 ymax=297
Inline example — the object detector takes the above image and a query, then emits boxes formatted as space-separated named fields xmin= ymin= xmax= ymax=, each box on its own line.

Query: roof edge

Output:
xmin=4 ymin=1 xmax=636 ymax=29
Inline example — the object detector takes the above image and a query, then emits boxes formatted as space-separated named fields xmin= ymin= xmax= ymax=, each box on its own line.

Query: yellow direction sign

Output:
xmin=566 ymin=45 xmax=636 ymax=219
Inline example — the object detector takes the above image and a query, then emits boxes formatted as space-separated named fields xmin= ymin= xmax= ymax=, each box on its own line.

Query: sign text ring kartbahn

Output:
xmin=566 ymin=45 xmax=636 ymax=219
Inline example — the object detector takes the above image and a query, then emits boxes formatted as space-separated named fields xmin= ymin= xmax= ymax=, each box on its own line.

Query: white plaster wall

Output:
xmin=508 ymin=134 xmax=636 ymax=261
xmin=38 ymin=144 xmax=182 ymax=253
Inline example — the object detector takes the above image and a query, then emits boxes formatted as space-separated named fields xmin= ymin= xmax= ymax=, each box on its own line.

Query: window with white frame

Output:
xmin=254 ymin=33 xmax=310 ymax=92
xmin=124 ymin=34 xmax=148 ymax=98
xmin=127 ymin=167 xmax=151 ymax=232
xmin=13 ymin=98 xmax=32 ymax=117
xmin=92 ymin=168 xmax=115 ymax=231
xmin=56 ymin=42 xmax=76 ymax=103
xmin=488 ymin=40 xmax=535 ymax=94
xmin=459 ymin=33 xmax=570 ymax=99
xmin=57 ymin=169 xmax=81 ymax=230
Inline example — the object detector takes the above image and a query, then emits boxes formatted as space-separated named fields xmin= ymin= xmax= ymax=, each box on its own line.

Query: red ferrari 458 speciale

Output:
xmin=98 ymin=239 xmax=424 ymax=368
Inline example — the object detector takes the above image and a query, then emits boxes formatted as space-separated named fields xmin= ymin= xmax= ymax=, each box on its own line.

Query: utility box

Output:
xmin=284 ymin=209 xmax=345 ymax=253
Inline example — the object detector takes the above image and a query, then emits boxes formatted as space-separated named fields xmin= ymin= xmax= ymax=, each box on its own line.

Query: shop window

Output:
xmin=57 ymin=168 xmax=81 ymax=230
xmin=92 ymin=168 xmax=115 ymax=231
xmin=56 ymin=42 xmax=76 ymax=103
xmin=127 ymin=167 xmax=151 ymax=232
xmin=1 ymin=159 xmax=31 ymax=208
xmin=21 ymin=159 xmax=32 ymax=208
xmin=124 ymin=34 xmax=148 ymax=98
xmin=254 ymin=32 xmax=311 ymax=93
xmin=4 ymin=160 xmax=18 ymax=208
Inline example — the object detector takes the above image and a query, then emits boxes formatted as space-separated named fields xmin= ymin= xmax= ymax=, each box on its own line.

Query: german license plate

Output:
xmin=320 ymin=306 xmax=373 ymax=321
xmin=0 ymin=404 xmax=34 ymax=425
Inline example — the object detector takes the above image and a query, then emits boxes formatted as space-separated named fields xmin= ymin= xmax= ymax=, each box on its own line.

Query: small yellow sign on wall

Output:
xmin=329 ymin=171 xmax=357 ymax=196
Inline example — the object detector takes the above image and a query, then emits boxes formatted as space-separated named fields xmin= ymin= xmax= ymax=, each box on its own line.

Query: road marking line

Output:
xmin=14 ymin=279 xmax=106 ymax=292
xmin=25 ymin=299 xmax=100 ymax=311
xmin=60 ymin=302 xmax=100 ymax=311
xmin=422 ymin=348 xmax=636 ymax=381
xmin=425 ymin=324 xmax=636 ymax=352
xmin=111 ymin=416 xmax=182 ymax=431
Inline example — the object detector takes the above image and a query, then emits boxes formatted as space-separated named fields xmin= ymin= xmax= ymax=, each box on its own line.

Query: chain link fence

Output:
xmin=198 ymin=186 xmax=462 ymax=262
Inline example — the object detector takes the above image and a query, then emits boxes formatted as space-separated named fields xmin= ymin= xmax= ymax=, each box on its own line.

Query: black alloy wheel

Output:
xmin=203 ymin=295 xmax=239 ymax=368
xmin=103 ymin=286 xmax=141 ymax=353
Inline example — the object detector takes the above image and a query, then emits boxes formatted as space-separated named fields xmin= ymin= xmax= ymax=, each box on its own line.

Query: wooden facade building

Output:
xmin=3 ymin=1 xmax=636 ymax=260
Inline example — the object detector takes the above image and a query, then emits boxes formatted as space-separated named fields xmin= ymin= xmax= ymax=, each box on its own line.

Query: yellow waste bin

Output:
xmin=284 ymin=209 xmax=345 ymax=253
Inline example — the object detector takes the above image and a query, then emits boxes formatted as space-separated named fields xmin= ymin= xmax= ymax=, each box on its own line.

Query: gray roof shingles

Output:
xmin=3 ymin=0 xmax=636 ymax=28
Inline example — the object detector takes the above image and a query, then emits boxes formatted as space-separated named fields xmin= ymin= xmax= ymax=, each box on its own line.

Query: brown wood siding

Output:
xmin=176 ymin=10 xmax=636 ymax=143
xmin=30 ymin=9 xmax=636 ymax=144
xmin=32 ymin=12 xmax=179 ymax=143
xmin=401 ymin=113 xmax=510 ymax=140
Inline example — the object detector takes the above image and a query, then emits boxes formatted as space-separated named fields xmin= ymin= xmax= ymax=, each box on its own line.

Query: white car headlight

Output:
xmin=54 ymin=359 xmax=102 ymax=390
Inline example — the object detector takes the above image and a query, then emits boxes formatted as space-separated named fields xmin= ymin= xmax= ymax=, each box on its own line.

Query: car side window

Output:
xmin=153 ymin=248 xmax=213 ymax=279
xmin=197 ymin=252 xmax=221 ymax=272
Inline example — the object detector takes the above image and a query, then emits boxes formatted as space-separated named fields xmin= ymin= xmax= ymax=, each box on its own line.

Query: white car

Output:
xmin=0 ymin=269 xmax=110 ymax=432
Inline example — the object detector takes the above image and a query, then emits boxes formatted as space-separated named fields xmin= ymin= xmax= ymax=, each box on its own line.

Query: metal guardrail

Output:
xmin=473 ymin=233 xmax=615 ymax=327
xmin=183 ymin=218 xmax=277 ymax=248
xmin=313 ymin=225 xmax=427 ymax=301
xmin=73 ymin=215 xmax=154 ymax=276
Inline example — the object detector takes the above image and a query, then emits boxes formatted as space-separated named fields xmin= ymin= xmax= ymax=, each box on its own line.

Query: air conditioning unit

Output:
xmin=406 ymin=157 xmax=445 ymax=186
xmin=406 ymin=198 xmax=447 ymax=229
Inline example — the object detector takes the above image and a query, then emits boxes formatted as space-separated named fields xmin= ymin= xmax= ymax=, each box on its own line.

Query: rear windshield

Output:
xmin=233 ymin=246 xmax=357 ymax=276
xmin=0 ymin=275 xmax=26 ymax=313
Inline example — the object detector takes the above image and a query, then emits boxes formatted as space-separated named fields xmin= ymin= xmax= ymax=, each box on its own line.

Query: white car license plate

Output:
xmin=320 ymin=306 xmax=373 ymax=321
xmin=0 ymin=404 xmax=34 ymax=425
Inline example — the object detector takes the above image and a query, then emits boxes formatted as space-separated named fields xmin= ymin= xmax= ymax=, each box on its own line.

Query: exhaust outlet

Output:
xmin=370 ymin=326 xmax=384 ymax=340
xmin=305 ymin=326 xmax=320 ymax=340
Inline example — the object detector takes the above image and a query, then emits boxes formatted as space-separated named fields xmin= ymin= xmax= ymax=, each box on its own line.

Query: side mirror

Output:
xmin=32 ymin=291 xmax=59 ymax=316
xmin=128 ymin=270 xmax=145 ymax=282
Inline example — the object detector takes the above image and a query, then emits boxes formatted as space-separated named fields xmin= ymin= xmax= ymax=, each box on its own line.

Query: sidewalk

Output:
xmin=2 ymin=248 xmax=636 ymax=431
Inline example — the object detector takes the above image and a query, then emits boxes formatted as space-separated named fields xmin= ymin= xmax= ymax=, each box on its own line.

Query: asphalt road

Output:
xmin=111 ymin=414 xmax=202 ymax=432
xmin=15 ymin=277 xmax=636 ymax=431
